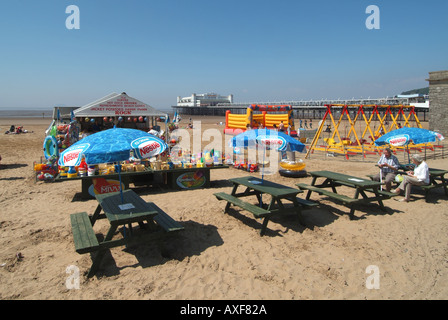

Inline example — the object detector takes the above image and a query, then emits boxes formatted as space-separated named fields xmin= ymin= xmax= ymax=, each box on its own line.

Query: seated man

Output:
xmin=372 ymin=148 xmax=400 ymax=191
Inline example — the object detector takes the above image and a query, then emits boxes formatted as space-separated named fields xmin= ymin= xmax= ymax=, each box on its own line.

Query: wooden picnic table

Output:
xmin=70 ymin=189 xmax=184 ymax=277
xmin=214 ymin=176 xmax=317 ymax=236
xmin=296 ymin=170 xmax=393 ymax=220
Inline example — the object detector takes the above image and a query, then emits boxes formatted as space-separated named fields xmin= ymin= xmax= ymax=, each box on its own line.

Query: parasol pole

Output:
xmin=379 ymin=167 xmax=383 ymax=191
xmin=114 ymin=164 xmax=124 ymax=204
xmin=407 ymin=144 xmax=410 ymax=164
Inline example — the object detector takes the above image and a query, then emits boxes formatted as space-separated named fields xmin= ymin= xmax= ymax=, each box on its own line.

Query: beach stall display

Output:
xmin=54 ymin=127 xmax=229 ymax=197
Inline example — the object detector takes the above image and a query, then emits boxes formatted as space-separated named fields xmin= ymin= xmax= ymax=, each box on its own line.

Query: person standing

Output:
xmin=278 ymin=121 xmax=285 ymax=132
xmin=372 ymin=148 xmax=400 ymax=192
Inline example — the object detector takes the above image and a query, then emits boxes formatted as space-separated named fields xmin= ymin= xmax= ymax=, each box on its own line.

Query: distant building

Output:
xmin=177 ymin=93 xmax=233 ymax=107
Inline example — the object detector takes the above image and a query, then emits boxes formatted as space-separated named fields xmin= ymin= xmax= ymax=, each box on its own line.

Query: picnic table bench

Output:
xmin=214 ymin=176 xmax=318 ymax=236
xmin=296 ymin=170 xmax=393 ymax=220
xmin=70 ymin=189 xmax=184 ymax=278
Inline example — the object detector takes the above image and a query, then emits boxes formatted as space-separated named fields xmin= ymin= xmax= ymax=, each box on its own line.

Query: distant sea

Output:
xmin=0 ymin=110 xmax=53 ymax=118
xmin=0 ymin=109 xmax=174 ymax=118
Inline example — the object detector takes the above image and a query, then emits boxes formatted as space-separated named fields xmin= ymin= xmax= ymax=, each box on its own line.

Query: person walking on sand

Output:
xmin=393 ymin=154 xmax=429 ymax=202
xmin=372 ymin=148 xmax=400 ymax=192
xmin=304 ymin=119 xmax=308 ymax=129
xmin=309 ymin=119 xmax=312 ymax=129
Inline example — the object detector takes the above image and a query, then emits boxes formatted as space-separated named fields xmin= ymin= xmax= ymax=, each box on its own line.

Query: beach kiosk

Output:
xmin=58 ymin=92 xmax=170 ymax=197
xmin=73 ymin=92 xmax=168 ymax=133
xmin=53 ymin=92 xmax=229 ymax=198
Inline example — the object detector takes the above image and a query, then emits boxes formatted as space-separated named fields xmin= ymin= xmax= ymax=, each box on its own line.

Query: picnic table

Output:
xmin=70 ymin=189 xmax=184 ymax=277
xmin=296 ymin=170 xmax=394 ymax=220
xmin=214 ymin=176 xmax=317 ymax=236
xmin=423 ymin=168 xmax=448 ymax=198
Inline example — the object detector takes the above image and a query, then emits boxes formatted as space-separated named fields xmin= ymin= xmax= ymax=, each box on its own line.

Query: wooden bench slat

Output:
xmin=295 ymin=183 xmax=360 ymax=204
xmin=214 ymin=192 xmax=270 ymax=218
xmin=70 ymin=212 xmax=100 ymax=254
xmin=294 ymin=197 xmax=319 ymax=208
xmin=147 ymin=202 xmax=184 ymax=233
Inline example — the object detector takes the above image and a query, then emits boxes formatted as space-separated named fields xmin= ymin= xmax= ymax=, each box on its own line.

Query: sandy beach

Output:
xmin=0 ymin=115 xmax=447 ymax=300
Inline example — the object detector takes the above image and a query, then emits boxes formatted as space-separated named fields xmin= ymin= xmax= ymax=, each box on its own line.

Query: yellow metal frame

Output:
xmin=305 ymin=104 xmax=424 ymax=159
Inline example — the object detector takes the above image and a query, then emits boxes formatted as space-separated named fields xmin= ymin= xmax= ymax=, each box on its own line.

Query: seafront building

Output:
xmin=177 ymin=93 xmax=233 ymax=107
xmin=172 ymin=92 xmax=429 ymax=121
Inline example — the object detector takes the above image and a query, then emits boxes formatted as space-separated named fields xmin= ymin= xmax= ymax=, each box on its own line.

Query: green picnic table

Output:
xmin=70 ymin=189 xmax=184 ymax=277
xmin=296 ymin=170 xmax=393 ymax=220
xmin=214 ymin=176 xmax=317 ymax=236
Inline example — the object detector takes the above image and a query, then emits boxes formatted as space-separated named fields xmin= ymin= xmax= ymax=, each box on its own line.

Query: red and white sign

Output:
xmin=131 ymin=137 xmax=166 ymax=159
xmin=59 ymin=143 xmax=90 ymax=167
xmin=387 ymin=135 xmax=409 ymax=146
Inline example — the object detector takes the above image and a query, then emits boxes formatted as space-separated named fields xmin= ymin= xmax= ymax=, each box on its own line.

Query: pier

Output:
xmin=172 ymin=97 xmax=429 ymax=121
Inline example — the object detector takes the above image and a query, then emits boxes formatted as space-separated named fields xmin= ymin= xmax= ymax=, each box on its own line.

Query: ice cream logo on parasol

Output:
xmin=387 ymin=135 xmax=410 ymax=146
xmin=131 ymin=137 xmax=166 ymax=159
xmin=434 ymin=132 xmax=445 ymax=140
xmin=255 ymin=135 xmax=286 ymax=150
xmin=61 ymin=143 xmax=90 ymax=167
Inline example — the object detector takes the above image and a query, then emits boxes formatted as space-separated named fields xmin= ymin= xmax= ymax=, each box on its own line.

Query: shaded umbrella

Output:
xmin=231 ymin=129 xmax=305 ymax=206
xmin=58 ymin=127 xmax=167 ymax=202
xmin=374 ymin=127 xmax=444 ymax=162
xmin=231 ymin=129 xmax=306 ymax=181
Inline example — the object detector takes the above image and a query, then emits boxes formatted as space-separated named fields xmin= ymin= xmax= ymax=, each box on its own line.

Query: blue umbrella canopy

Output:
xmin=231 ymin=129 xmax=306 ymax=152
xmin=374 ymin=127 xmax=444 ymax=147
xmin=58 ymin=128 xmax=167 ymax=166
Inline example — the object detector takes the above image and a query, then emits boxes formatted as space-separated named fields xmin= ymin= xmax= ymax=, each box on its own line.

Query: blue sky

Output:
xmin=0 ymin=0 xmax=447 ymax=110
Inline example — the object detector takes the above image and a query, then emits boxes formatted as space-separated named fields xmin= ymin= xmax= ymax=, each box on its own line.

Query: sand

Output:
xmin=0 ymin=116 xmax=447 ymax=300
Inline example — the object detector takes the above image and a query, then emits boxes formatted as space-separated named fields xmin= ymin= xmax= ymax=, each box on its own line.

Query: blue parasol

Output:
xmin=374 ymin=127 xmax=444 ymax=162
xmin=374 ymin=127 xmax=444 ymax=147
xmin=231 ymin=129 xmax=306 ymax=152
xmin=231 ymin=129 xmax=305 ymax=205
xmin=58 ymin=128 xmax=168 ymax=202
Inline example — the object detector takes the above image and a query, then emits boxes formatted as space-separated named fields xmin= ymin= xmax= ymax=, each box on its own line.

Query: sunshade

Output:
xmin=58 ymin=128 xmax=167 ymax=204
xmin=58 ymin=128 xmax=167 ymax=167
xmin=374 ymin=127 xmax=444 ymax=147
xmin=374 ymin=127 xmax=444 ymax=163
xmin=230 ymin=129 xmax=306 ymax=152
